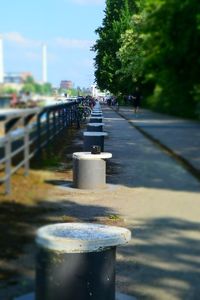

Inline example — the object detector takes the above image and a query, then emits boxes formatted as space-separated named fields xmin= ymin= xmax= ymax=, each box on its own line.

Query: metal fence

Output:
xmin=0 ymin=100 xmax=78 ymax=194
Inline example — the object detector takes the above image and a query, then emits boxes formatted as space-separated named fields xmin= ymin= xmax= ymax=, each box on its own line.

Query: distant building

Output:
xmin=4 ymin=72 xmax=32 ymax=84
xmin=60 ymin=80 xmax=73 ymax=90
xmin=3 ymin=72 xmax=34 ymax=91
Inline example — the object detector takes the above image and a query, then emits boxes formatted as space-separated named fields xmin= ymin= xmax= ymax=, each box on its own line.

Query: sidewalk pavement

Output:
xmin=101 ymin=106 xmax=200 ymax=299
xmin=42 ymin=105 xmax=200 ymax=300
xmin=116 ymin=107 xmax=200 ymax=177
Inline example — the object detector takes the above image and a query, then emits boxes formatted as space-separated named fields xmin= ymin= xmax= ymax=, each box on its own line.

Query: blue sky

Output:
xmin=1 ymin=0 xmax=105 ymax=88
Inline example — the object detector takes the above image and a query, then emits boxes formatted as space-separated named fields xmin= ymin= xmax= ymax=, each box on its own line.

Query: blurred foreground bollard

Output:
xmin=36 ymin=223 xmax=131 ymax=300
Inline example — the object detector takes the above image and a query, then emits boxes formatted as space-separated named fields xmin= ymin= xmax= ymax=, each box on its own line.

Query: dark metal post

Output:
xmin=24 ymin=113 xmax=35 ymax=176
xmin=87 ymin=123 xmax=104 ymax=132
xmin=52 ymin=110 xmax=56 ymax=137
xmin=83 ymin=132 xmax=108 ymax=152
xmin=37 ymin=113 xmax=42 ymax=153
xmin=46 ymin=110 xmax=50 ymax=143
xmin=5 ymin=117 xmax=21 ymax=194
xmin=5 ymin=133 xmax=12 ymax=194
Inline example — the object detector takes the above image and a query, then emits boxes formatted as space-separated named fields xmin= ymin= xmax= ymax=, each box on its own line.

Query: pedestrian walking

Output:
xmin=132 ymin=87 xmax=142 ymax=114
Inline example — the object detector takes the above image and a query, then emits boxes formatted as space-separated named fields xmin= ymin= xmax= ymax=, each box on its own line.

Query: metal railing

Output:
xmin=0 ymin=100 xmax=78 ymax=194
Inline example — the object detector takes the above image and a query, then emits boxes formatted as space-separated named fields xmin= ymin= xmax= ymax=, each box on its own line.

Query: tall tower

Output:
xmin=91 ymin=84 xmax=97 ymax=98
xmin=42 ymin=44 xmax=47 ymax=83
xmin=0 ymin=35 xmax=4 ymax=84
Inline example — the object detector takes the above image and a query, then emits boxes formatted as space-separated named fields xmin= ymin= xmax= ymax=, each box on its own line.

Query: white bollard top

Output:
xmin=83 ymin=132 xmax=108 ymax=136
xmin=88 ymin=123 xmax=105 ymax=126
xmin=73 ymin=151 xmax=112 ymax=160
xmin=36 ymin=223 xmax=131 ymax=253
xmin=90 ymin=117 xmax=103 ymax=120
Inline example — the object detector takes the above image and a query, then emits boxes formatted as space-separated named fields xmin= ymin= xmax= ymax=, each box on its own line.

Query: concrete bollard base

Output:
xmin=73 ymin=152 xmax=112 ymax=189
xmin=73 ymin=158 xmax=106 ymax=189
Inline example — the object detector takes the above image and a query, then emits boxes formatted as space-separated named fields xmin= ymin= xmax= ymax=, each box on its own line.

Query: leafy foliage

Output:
xmin=140 ymin=0 xmax=200 ymax=117
xmin=93 ymin=0 xmax=200 ymax=119
xmin=22 ymin=76 xmax=52 ymax=95
xmin=93 ymin=0 xmax=137 ymax=94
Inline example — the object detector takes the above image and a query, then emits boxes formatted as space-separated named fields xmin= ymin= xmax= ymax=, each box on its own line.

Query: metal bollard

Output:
xmin=73 ymin=152 xmax=112 ymax=189
xmin=91 ymin=113 xmax=103 ymax=118
xmin=92 ymin=110 xmax=102 ymax=114
xmin=89 ymin=117 xmax=103 ymax=123
xmin=36 ymin=223 xmax=131 ymax=300
xmin=87 ymin=123 xmax=104 ymax=132
xmin=83 ymin=132 xmax=108 ymax=152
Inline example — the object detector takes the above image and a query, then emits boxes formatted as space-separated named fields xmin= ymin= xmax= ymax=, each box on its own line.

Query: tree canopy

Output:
xmin=93 ymin=0 xmax=137 ymax=94
xmin=93 ymin=0 xmax=200 ymax=119
xmin=22 ymin=77 xmax=52 ymax=95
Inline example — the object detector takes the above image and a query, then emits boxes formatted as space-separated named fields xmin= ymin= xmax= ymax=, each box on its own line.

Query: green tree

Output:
xmin=22 ymin=76 xmax=52 ymax=95
xmin=93 ymin=0 xmax=137 ymax=94
xmin=118 ymin=0 xmax=200 ymax=118
xmin=143 ymin=0 xmax=200 ymax=117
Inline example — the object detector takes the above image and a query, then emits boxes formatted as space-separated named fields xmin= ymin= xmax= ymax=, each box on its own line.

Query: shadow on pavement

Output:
xmin=117 ymin=217 xmax=200 ymax=300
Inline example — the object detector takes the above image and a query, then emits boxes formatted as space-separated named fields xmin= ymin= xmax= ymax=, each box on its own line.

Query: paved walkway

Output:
xmin=56 ymin=105 xmax=200 ymax=300
xmin=117 ymin=107 xmax=200 ymax=177
xmin=101 ymin=106 xmax=200 ymax=300
xmin=41 ymin=105 xmax=200 ymax=300
xmin=8 ymin=105 xmax=200 ymax=300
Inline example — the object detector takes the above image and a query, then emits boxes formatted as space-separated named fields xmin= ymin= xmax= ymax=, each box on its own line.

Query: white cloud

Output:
xmin=3 ymin=32 xmax=41 ymax=48
xmin=55 ymin=37 xmax=94 ymax=49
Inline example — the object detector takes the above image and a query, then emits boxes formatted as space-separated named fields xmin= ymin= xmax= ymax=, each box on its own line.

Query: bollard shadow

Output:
xmin=116 ymin=217 xmax=200 ymax=300
xmin=45 ymin=179 xmax=73 ymax=188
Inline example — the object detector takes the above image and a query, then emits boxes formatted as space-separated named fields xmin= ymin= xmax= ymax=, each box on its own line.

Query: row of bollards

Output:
xmin=16 ymin=102 xmax=132 ymax=300
xmin=73 ymin=102 xmax=111 ymax=190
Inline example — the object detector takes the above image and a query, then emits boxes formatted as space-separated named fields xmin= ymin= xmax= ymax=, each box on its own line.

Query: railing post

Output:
xmin=69 ymin=106 xmax=73 ymax=126
xmin=5 ymin=133 xmax=12 ymax=194
xmin=24 ymin=119 xmax=30 ymax=176
xmin=46 ymin=110 xmax=50 ymax=144
xmin=24 ymin=113 xmax=35 ymax=176
xmin=5 ymin=116 xmax=21 ymax=194
xmin=53 ymin=109 xmax=56 ymax=137
xmin=37 ymin=112 xmax=42 ymax=155
xmin=62 ymin=107 xmax=65 ymax=129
